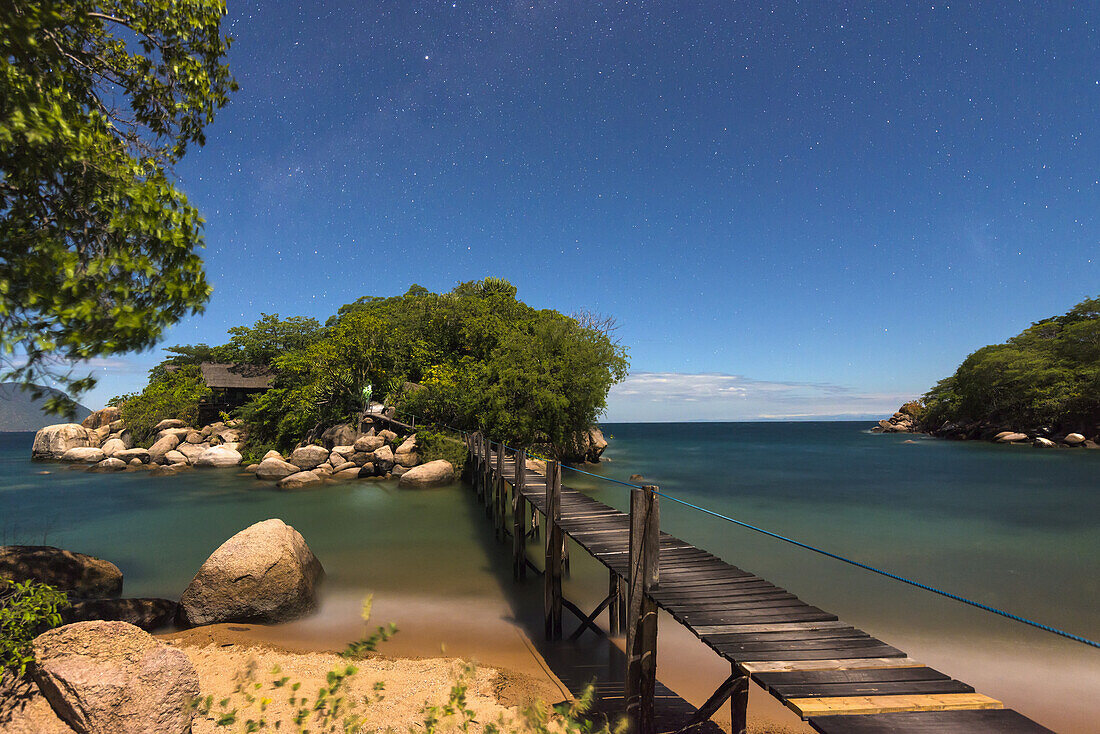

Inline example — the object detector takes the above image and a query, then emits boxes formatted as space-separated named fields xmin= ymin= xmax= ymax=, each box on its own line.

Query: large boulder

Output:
xmin=396 ymin=434 xmax=418 ymax=454
xmin=175 ymin=442 xmax=207 ymax=463
xmin=560 ymin=426 xmax=610 ymax=463
xmin=378 ymin=429 xmax=398 ymax=444
xmin=277 ymin=471 xmax=323 ymax=490
xmin=87 ymin=425 xmax=111 ymax=448
xmin=60 ymin=447 xmax=106 ymax=464
xmin=99 ymin=438 xmax=127 ymax=457
xmin=1033 ymin=437 xmax=1057 ymax=448
xmin=373 ymin=444 xmax=395 ymax=471
xmin=320 ymin=423 xmax=359 ymax=449
xmin=394 ymin=450 xmax=419 ymax=468
xmin=289 ymin=444 xmax=329 ymax=470
xmin=996 ymin=432 xmax=1029 ymax=443
xmin=178 ymin=519 xmax=324 ymax=625
xmin=255 ymin=457 xmax=300 ymax=480
xmin=398 ymin=459 xmax=456 ymax=489
xmin=193 ymin=446 xmax=243 ymax=467
xmin=91 ymin=458 xmax=127 ymax=472
xmin=32 ymin=424 xmax=90 ymax=460
xmin=262 ymin=449 xmax=284 ymax=461
xmin=62 ymin=598 xmax=178 ymax=631
xmin=153 ymin=418 xmax=187 ymax=431
xmin=353 ymin=434 xmax=385 ymax=453
xmin=0 ymin=546 xmax=122 ymax=597
xmin=163 ymin=450 xmax=189 ymax=465
xmin=81 ymin=407 xmax=121 ymax=430
xmin=1064 ymin=432 xmax=1086 ymax=446
xmin=112 ymin=448 xmax=150 ymax=464
xmin=147 ymin=433 xmax=181 ymax=463
xmin=32 ymin=621 xmax=199 ymax=734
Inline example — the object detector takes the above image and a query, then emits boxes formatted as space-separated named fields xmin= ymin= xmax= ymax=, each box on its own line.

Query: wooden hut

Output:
xmin=197 ymin=362 xmax=274 ymax=425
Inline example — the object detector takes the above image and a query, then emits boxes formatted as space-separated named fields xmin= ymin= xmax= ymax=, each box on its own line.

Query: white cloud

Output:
xmin=604 ymin=371 xmax=916 ymax=422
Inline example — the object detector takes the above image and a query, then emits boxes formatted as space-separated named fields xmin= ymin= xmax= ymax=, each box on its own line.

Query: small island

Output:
xmin=875 ymin=295 xmax=1100 ymax=449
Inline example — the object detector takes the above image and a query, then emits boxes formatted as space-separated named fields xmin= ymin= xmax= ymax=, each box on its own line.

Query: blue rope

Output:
xmin=652 ymin=490 xmax=1100 ymax=650
xmin=389 ymin=414 xmax=1100 ymax=649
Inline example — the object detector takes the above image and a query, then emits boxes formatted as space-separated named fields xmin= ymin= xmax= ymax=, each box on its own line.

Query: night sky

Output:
xmin=89 ymin=2 xmax=1099 ymax=420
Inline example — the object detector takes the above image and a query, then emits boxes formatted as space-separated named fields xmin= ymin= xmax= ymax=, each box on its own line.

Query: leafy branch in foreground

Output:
xmin=0 ymin=579 xmax=69 ymax=683
xmin=1 ymin=1 xmax=236 ymax=410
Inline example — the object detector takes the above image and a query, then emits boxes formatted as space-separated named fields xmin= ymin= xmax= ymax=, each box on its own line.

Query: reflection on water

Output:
xmin=2 ymin=426 xmax=1098 ymax=732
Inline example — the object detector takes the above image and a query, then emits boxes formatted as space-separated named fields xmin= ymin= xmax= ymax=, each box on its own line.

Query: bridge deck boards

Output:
xmin=484 ymin=449 xmax=1049 ymax=733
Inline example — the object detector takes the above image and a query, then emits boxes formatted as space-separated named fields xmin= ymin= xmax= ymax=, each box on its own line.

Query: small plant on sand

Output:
xmin=0 ymin=579 xmax=69 ymax=683
xmin=189 ymin=595 xmax=621 ymax=734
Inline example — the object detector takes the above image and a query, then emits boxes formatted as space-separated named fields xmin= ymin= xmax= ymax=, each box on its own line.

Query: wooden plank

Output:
xmin=681 ymin=607 xmax=837 ymax=623
xmin=718 ymin=638 xmax=894 ymax=654
xmin=786 ymin=692 xmax=1002 ymax=718
xmin=742 ymin=658 xmax=924 ymax=674
xmin=512 ymin=448 xmax=527 ymax=581
xmin=707 ymin=629 xmax=870 ymax=644
xmin=731 ymin=646 xmax=905 ymax=662
xmin=773 ymin=679 xmax=974 ymax=699
xmin=756 ymin=668 xmax=950 ymax=688
xmin=807 ymin=708 xmax=1054 ymax=733
xmin=693 ymin=621 xmax=851 ymax=636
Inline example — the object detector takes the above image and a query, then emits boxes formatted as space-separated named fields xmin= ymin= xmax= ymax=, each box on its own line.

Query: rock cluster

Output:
xmin=872 ymin=404 xmax=1100 ymax=449
xmin=249 ymin=422 xmax=455 ymax=490
xmin=32 ymin=411 xmax=246 ymax=472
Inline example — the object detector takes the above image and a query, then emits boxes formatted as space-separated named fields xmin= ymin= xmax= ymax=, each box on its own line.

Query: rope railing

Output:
xmin=376 ymin=409 xmax=1100 ymax=650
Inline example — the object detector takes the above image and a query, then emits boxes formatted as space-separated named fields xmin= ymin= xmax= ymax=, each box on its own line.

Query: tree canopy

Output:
xmin=920 ymin=295 xmax=1100 ymax=432
xmin=122 ymin=280 xmax=630 ymax=458
xmin=0 ymin=1 xmax=236 ymax=414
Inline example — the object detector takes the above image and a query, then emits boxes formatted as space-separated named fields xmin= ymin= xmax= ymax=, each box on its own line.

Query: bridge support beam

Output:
xmin=626 ymin=485 xmax=659 ymax=734
xmin=512 ymin=448 xmax=527 ymax=580
xmin=482 ymin=436 xmax=492 ymax=517
xmin=494 ymin=444 xmax=505 ymax=541
xmin=544 ymin=459 xmax=563 ymax=640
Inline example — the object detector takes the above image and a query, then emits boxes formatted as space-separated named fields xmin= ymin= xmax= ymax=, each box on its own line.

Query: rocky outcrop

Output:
xmin=60 ymin=447 xmax=105 ymax=464
xmin=398 ymin=459 xmax=456 ymax=489
xmin=91 ymin=458 xmax=126 ymax=472
xmin=353 ymin=435 xmax=385 ymax=453
xmin=320 ymin=423 xmax=359 ymax=449
xmin=255 ymin=457 xmax=300 ymax=480
xmin=80 ymin=407 xmax=121 ymax=431
xmin=193 ymin=445 xmax=243 ymax=467
xmin=0 ymin=546 xmax=122 ymax=597
xmin=32 ymin=620 xmax=199 ymax=734
xmin=112 ymin=448 xmax=150 ymax=464
xmin=277 ymin=471 xmax=323 ymax=490
xmin=289 ymin=444 xmax=329 ymax=470
xmin=61 ymin=598 xmax=178 ymax=631
xmin=559 ymin=427 xmax=610 ymax=463
xmin=178 ymin=519 xmax=324 ymax=625
xmin=153 ymin=418 xmax=187 ymax=431
xmin=147 ymin=433 xmax=181 ymax=463
xmin=32 ymin=424 xmax=90 ymax=460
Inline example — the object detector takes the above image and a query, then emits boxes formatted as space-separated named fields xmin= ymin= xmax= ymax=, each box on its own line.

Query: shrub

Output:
xmin=417 ymin=429 xmax=468 ymax=474
xmin=0 ymin=579 xmax=69 ymax=682
xmin=118 ymin=364 xmax=211 ymax=444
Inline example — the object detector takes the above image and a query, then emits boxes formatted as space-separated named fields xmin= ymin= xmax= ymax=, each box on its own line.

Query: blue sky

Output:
xmin=83 ymin=2 xmax=1098 ymax=420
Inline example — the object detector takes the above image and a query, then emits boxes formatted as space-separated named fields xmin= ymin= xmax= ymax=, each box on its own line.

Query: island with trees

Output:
xmin=875 ymin=295 xmax=1100 ymax=448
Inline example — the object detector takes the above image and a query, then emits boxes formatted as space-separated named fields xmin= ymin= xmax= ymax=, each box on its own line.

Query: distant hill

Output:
xmin=0 ymin=382 xmax=92 ymax=432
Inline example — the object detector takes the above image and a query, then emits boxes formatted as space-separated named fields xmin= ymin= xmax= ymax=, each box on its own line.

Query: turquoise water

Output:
xmin=2 ymin=424 xmax=1098 ymax=730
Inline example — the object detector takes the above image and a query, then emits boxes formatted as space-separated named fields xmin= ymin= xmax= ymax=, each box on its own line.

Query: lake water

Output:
xmin=2 ymin=423 xmax=1097 ymax=732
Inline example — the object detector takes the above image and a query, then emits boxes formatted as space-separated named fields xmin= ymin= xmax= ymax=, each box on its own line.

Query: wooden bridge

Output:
xmin=463 ymin=434 xmax=1054 ymax=734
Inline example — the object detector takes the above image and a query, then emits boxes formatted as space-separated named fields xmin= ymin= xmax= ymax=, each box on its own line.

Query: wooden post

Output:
xmin=495 ymin=443 xmax=505 ymax=541
xmin=544 ymin=460 xmax=563 ymax=640
xmin=513 ymin=448 xmax=527 ymax=580
xmin=608 ymin=571 xmax=621 ymax=636
xmin=626 ymin=485 xmax=659 ymax=734
xmin=730 ymin=665 xmax=749 ymax=734
xmin=472 ymin=433 xmax=481 ymax=499
xmin=483 ymin=438 xmax=492 ymax=516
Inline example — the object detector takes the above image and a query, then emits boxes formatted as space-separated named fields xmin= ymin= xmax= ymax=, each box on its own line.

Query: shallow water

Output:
xmin=2 ymin=425 xmax=1098 ymax=731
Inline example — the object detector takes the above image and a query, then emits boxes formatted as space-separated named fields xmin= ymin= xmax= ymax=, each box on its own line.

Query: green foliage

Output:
xmin=0 ymin=1 xmax=237 ymax=411
xmin=0 ymin=579 xmax=69 ymax=683
xmin=921 ymin=295 xmax=1100 ymax=431
xmin=160 ymin=279 xmax=628 ymax=455
xmin=118 ymin=364 xmax=211 ymax=443
xmin=416 ymin=429 xmax=469 ymax=475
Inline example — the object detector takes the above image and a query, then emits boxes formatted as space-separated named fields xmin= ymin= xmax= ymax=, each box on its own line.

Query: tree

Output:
xmin=920 ymin=295 xmax=1100 ymax=432
xmin=0 ymin=1 xmax=236 ymax=414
